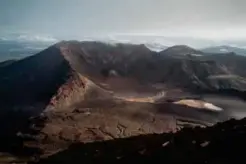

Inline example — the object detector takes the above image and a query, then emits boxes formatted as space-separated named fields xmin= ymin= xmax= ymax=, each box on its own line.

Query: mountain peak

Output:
xmin=0 ymin=42 xmax=112 ymax=113
xmin=160 ymin=45 xmax=203 ymax=56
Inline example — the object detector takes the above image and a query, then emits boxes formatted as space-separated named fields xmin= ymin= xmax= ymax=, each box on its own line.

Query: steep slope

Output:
xmin=0 ymin=59 xmax=16 ymax=67
xmin=0 ymin=41 xmax=116 ymax=155
xmin=160 ymin=58 xmax=246 ymax=91
xmin=0 ymin=42 xmax=112 ymax=113
xmin=201 ymin=52 xmax=246 ymax=78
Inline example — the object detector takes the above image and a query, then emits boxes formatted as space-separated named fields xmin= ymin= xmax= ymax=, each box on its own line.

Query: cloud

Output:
xmin=16 ymin=34 xmax=57 ymax=42
xmin=0 ymin=32 xmax=58 ymax=43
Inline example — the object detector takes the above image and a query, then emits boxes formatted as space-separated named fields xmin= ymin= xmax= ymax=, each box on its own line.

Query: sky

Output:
xmin=1 ymin=0 xmax=246 ymax=47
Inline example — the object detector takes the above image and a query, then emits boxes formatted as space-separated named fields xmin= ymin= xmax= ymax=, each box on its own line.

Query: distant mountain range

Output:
xmin=201 ymin=45 xmax=246 ymax=55
xmin=2 ymin=37 xmax=246 ymax=63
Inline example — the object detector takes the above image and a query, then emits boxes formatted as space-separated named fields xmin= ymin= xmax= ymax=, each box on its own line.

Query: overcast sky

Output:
xmin=1 ymin=0 xmax=246 ymax=46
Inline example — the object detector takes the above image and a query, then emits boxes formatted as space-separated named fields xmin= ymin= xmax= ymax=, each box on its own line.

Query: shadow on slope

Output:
xmin=0 ymin=43 xmax=89 ymax=160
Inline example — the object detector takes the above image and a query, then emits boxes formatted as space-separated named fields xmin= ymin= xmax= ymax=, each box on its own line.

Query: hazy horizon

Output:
xmin=1 ymin=0 xmax=246 ymax=48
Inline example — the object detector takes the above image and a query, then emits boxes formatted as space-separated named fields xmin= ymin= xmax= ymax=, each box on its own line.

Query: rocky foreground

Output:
xmin=31 ymin=117 xmax=245 ymax=164
xmin=0 ymin=117 xmax=243 ymax=164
